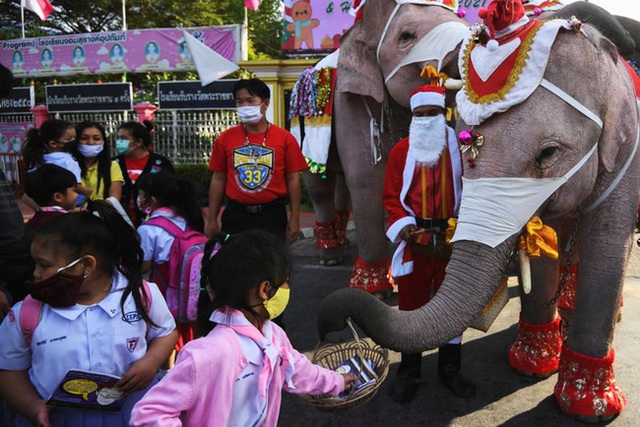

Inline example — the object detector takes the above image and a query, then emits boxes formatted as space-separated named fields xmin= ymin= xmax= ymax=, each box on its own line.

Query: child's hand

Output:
xmin=342 ymin=374 xmax=357 ymax=392
xmin=116 ymin=357 xmax=158 ymax=393
xmin=27 ymin=399 xmax=51 ymax=427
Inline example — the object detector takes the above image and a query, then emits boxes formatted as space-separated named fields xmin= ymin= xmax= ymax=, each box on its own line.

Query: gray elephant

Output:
xmin=317 ymin=4 xmax=640 ymax=423
xmin=291 ymin=0 xmax=637 ymax=299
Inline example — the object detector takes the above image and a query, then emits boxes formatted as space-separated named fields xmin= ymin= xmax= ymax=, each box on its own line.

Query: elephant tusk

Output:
xmin=519 ymin=249 xmax=532 ymax=294
xmin=444 ymin=78 xmax=463 ymax=90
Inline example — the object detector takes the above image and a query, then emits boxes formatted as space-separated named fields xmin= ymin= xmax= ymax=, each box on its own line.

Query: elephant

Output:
xmin=317 ymin=10 xmax=640 ymax=423
xmin=292 ymin=0 xmax=638 ymax=299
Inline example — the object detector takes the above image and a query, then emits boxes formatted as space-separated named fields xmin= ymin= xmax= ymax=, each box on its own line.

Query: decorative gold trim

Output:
xmin=462 ymin=22 xmax=543 ymax=105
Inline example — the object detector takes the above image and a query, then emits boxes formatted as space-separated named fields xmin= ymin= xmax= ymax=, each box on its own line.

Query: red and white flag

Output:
xmin=23 ymin=0 xmax=55 ymax=21
xmin=244 ymin=0 xmax=262 ymax=11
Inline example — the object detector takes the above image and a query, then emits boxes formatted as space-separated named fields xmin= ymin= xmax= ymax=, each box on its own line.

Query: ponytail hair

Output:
xmin=197 ymin=230 xmax=291 ymax=335
xmin=35 ymin=201 xmax=158 ymax=327
xmin=74 ymin=121 xmax=112 ymax=199
xmin=137 ymin=171 xmax=204 ymax=233
xmin=23 ymin=119 xmax=73 ymax=169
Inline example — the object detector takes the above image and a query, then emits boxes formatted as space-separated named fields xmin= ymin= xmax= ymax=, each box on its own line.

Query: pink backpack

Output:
xmin=20 ymin=281 xmax=152 ymax=346
xmin=144 ymin=216 xmax=206 ymax=323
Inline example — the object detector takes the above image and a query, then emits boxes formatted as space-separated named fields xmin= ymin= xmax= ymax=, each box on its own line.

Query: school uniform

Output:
xmin=0 ymin=271 xmax=176 ymax=427
xmin=130 ymin=308 xmax=345 ymax=427
xmin=138 ymin=208 xmax=194 ymax=350
xmin=42 ymin=152 xmax=82 ymax=183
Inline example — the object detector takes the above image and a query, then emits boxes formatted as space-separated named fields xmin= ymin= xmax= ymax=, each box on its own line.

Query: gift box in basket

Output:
xmin=301 ymin=319 xmax=390 ymax=411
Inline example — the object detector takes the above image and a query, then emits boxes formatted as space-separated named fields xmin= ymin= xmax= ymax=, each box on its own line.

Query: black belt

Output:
xmin=415 ymin=218 xmax=449 ymax=232
xmin=227 ymin=198 xmax=287 ymax=214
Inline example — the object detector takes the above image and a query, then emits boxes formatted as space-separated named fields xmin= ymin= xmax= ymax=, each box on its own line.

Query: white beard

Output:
xmin=407 ymin=115 xmax=447 ymax=167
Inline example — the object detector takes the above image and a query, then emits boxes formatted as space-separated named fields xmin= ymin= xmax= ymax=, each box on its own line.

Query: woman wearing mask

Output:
xmin=74 ymin=121 xmax=124 ymax=202
xmin=206 ymin=78 xmax=308 ymax=245
xmin=114 ymin=120 xmax=174 ymax=226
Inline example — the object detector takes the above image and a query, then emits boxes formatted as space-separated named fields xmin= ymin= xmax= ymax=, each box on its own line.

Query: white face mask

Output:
xmin=237 ymin=105 xmax=264 ymax=124
xmin=77 ymin=143 xmax=104 ymax=158
xmin=450 ymin=142 xmax=599 ymax=248
xmin=408 ymin=114 xmax=447 ymax=166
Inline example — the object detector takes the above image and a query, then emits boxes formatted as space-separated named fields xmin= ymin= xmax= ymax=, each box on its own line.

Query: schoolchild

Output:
xmin=24 ymin=164 xmax=77 ymax=231
xmin=21 ymin=119 xmax=92 ymax=204
xmin=0 ymin=202 xmax=178 ymax=427
xmin=114 ymin=121 xmax=175 ymax=226
xmin=137 ymin=171 xmax=204 ymax=354
xmin=130 ymin=230 xmax=356 ymax=427
xmin=74 ymin=121 xmax=124 ymax=202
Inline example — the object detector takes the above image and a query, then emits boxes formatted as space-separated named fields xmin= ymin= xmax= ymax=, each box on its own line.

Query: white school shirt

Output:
xmin=137 ymin=208 xmax=187 ymax=263
xmin=43 ymin=152 xmax=82 ymax=183
xmin=0 ymin=271 xmax=175 ymax=399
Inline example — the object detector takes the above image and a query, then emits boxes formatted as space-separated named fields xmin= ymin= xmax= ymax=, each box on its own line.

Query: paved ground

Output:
xmin=278 ymin=229 xmax=640 ymax=427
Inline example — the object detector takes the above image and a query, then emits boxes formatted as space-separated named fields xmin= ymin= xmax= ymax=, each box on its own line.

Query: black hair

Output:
xmin=73 ymin=121 xmax=112 ymax=200
xmin=24 ymin=164 xmax=76 ymax=206
xmin=0 ymin=62 xmax=14 ymax=98
xmin=232 ymin=78 xmax=270 ymax=100
xmin=22 ymin=119 xmax=74 ymax=169
xmin=118 ymin=121 xmax=153 ymax=148
xmin=35 ymin=201 xmax=157 ymax=327
xmin=137 ymin=171 xmax=204 ymax=233
xmin=198 ymin=230 xmax=291 ymax=335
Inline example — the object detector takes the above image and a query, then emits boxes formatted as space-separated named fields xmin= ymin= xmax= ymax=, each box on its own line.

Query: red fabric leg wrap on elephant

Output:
xmin=557 ymin=264 xmax=579 ymax=311
xmin=349 ymin=256 xmax=394 ymax=294
xmin=313 ymin=219 xmax=341 ymax=250
xmin=334 ymin=210 xmax=351 ymax=246
xmin=554 ymin=346 xmax=626 ymax=417
xmin=508 ymin=316 xmax=562 ymax=376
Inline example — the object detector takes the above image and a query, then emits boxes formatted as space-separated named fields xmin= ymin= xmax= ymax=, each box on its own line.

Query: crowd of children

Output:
xmin=0 ymin=102 xmax=354 ymax=426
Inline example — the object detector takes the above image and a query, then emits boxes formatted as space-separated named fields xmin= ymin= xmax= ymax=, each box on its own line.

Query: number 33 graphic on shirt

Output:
xmin=233 ymin=146 xmax=274 ymax=191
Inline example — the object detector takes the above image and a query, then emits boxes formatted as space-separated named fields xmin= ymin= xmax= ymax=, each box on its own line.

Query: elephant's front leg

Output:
xmin=334 ymin=92 xmax=393 ymax=296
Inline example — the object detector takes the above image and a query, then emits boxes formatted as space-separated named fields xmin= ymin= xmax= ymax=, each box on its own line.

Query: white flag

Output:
xmin=182 ymin=30 xmax=239 ymax=87
xmin=23 ymin=0 xmax=55 ymax=21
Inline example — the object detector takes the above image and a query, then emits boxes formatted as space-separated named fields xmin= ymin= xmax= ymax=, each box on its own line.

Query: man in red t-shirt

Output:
xmin=207 ymin=78 xmax=308 ymax=243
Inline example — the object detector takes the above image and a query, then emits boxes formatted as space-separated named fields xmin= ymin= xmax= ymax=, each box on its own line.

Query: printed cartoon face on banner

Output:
xmin=233 ymin=145 xmax=274 ymax=191
xmin=0 ymin=27 xmax=240 ymax=77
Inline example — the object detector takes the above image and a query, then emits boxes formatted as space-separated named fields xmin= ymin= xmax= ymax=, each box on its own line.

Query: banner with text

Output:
xmin=158 ymin=80 xmax=237 ymax=110
xmin=282 ymin=0 xmax=354 ymax=58
xmin=0 ymin=87 xmax=35 ymax=115
xmin=1 ymin=25 xmax=241 ymax=78
xmin=46 ymin=83 xmax=133 ymax=112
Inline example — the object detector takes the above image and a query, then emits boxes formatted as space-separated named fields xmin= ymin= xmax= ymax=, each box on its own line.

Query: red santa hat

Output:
xmin=410 ymin=84 xmax=446 ymax=111
xmin=479 ymin=0 xmax=528 ymax=39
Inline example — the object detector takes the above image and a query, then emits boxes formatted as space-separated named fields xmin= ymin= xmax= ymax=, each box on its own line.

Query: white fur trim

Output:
xmin=457 ymin=19 xmax=571 ymax=126
xmin=447 ymin=127 xmax=463 ymax=214
xmin=301 ymin=121 xmax=332 ymax=166
xmin=471 ymin=37 xmax=521 ymax=82
xmin=391 ymin=240 xmax=413 ymax=277
xmin=494 ymin=15 xmax=530 ymax=39
xmin=410 ymin=92 xmax=445 ymax=110
xmin=387 ymin=216 xmax=417 ymax=243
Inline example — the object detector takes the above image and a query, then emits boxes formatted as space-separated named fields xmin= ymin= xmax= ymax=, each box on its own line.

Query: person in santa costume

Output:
xmin=383 ymin=83 xmax=475 ymax=402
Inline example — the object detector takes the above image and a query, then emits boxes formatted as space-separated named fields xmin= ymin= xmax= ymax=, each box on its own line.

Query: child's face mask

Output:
xmin=26 ymin=258 xmax=87 ymax=308
xmin=263 ymin=287 xmax=290 ymax=320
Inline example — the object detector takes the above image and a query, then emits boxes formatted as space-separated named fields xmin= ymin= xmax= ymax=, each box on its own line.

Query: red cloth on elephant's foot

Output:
xmin=313 ymin=219 xmax=341 ymax=250
xmin=557 ymin=264 xmax=579 ymax=311
xmin=554 ymin=346 xmax=626 ymax=418
xmin=349 ymin=256 xmax=394 ymax=294
xmin=508 ymin=316 xmax=562 ymax=376
xmin=334 ymin=210 xmax=351 ymax=246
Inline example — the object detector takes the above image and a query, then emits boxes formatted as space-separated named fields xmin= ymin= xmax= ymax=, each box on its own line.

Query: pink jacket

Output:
xmin=130 ymin=310 xmax=345 ymax=426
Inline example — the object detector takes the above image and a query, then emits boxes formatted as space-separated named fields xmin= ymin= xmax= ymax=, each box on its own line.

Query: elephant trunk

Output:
xmin=318 ymin=236 xmax=517 ymax=353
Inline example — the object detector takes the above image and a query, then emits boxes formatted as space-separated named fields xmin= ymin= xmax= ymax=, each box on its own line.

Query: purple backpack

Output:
xmin=144 ymin=216 xmax=206 ymax=323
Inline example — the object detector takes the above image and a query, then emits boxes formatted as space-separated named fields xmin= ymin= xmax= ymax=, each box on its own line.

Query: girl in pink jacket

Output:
xmin=130 ymin=230 xmax=355 ymax=426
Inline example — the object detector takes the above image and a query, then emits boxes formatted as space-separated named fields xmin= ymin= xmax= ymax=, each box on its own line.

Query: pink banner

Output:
xmin=0 ymin=122 xmax=32 ymax=154
xmin=0 ymin=26 xmax=241 ymax=78
xmin=282 ymin=0 xmax=355 ymax=56
xmin=459 ymin=0 xmax=490 ymax=25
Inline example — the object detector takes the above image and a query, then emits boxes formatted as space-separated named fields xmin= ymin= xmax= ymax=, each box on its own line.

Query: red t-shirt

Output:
xmin=124 ymin=154 xmax=150 ymax=184
xmin=209 ymin=124 xmax=308 ymax=204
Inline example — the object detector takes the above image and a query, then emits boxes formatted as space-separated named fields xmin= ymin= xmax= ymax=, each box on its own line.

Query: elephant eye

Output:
xmin=399 ymin=30 xmax=417 ymax=43
xmin=535 ymin=145 xmax=561 ymax=170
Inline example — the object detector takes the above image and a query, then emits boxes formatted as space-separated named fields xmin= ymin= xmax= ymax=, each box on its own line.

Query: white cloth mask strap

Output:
xmin=385 ymin=21 xmax=470 ymax=83
xmin=540 ymin=79 xmax=603 ymax=128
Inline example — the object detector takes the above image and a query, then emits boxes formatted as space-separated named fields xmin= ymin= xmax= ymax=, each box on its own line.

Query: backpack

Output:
xmin=144 ymin=216 xmax=207 ymax=323
xmin=20 ymin=281 xmax=152 ymax=347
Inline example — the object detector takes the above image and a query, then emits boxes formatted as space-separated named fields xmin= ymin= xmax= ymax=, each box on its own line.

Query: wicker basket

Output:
xmin=300 ymin=318 xmax=390 ymax=411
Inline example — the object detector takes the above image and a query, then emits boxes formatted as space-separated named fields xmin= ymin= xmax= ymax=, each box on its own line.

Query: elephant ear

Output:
xmin=591 ymin=28 xmax=637 ymax=174
xmin=336 ymin=0 xmax=395 ymax=103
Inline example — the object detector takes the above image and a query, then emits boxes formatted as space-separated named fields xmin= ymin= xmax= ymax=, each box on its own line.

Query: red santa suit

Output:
xmin=383 ymin=127 xmax=462 ymax=310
